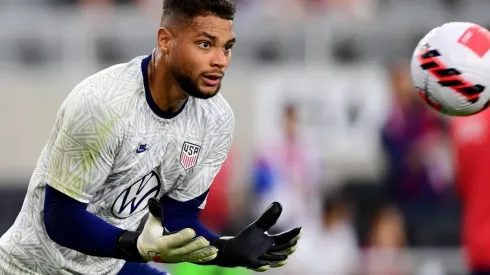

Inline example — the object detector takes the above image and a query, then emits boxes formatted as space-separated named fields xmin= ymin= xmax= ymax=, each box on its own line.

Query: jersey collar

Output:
xmin=141 ymin=54 xmax=188 ymax=119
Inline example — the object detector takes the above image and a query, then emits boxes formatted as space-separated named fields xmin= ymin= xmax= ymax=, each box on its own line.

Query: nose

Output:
xmin=211 ymin=49 xmax=228 ymax=69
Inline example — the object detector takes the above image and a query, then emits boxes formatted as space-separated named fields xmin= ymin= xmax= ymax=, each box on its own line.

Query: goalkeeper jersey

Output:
xmin=0 ymin=55 xmax=234 ymax=275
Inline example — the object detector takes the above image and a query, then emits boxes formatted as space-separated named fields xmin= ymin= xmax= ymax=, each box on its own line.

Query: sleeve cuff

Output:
xmin=45 ymin=182 xmax=92 ymax=204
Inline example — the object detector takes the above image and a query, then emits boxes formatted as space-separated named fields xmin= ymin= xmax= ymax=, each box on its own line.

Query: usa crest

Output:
xmin=180 ymin=142 xmax=201 ymax=170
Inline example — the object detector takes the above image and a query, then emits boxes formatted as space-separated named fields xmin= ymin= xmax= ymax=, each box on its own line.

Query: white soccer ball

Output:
xmin=410 ymin=22 xmax=490 ymax=116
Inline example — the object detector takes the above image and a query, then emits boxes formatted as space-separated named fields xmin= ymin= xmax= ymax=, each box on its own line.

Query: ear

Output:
xmin=157 ymin=27 xmax=172 ymax=54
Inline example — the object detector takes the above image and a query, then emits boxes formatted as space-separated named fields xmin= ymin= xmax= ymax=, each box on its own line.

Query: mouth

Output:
xmin=201 ymin=73 xmax=223 ymax=87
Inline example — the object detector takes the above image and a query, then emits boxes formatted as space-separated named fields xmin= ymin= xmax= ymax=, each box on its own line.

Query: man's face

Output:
xmin=166 ymin=15 xmax=235 ymax=99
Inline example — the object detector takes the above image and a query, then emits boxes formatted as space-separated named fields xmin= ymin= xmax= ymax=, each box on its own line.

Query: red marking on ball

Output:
xmin=458 ymin=25 xmax=490 ymax=58
xmin=418 ymin=90 xmax=442 ymax=111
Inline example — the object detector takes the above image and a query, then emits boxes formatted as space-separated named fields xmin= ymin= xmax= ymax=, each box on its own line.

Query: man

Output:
xmin=450 ymin=110 xmax=490 ymax=275
xmin=0 ymin=0 xmax=301 ymax=274
xmin=253 ymin=103 xmax=321 ymax=232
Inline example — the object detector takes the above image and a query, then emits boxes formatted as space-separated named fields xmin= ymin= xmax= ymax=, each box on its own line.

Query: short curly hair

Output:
xmin=161 ymin=0 xmax=236 ymax=25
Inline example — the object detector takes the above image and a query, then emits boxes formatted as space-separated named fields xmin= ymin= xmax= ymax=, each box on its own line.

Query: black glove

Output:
xmin=209 ymin=202 xmax=302 ymax=272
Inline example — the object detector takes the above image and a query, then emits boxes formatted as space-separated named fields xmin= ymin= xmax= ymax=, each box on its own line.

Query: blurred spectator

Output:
xmin=324 ymin=0 xmax=378 ymax=20
xmin=362 ymin=205 xmax=413 ymax=275
xmin=450 ymin=109 xmax=490 ymax=273
xmin=199 ymin=148 xmax=236 ymax=235
xmin=288 ymin=188 xmax=359 ymax=275
xmin=380 ymin=60 xmax=453 ymax=245
xmin=252 ymin=103 xmax=322 ymax=232
xmin=382 ymin=61 xmax=447 ymax=204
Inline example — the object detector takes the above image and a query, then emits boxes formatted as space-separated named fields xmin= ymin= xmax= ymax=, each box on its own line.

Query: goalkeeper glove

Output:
xmin=116 ymin=198 xmax=218 ymax=263
xmin=209 ymin=202 xmax=302 ymax=272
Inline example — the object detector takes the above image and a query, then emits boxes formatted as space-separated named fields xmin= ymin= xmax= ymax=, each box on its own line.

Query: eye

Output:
xmin=199 ymin=41 xmax=211 ymax=49
xmin=224 ymin=44 xmax=234 ymax=52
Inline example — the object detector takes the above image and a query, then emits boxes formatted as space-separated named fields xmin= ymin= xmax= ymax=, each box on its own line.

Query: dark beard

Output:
xmin=172 ymin=69 xmax=220 ymax=99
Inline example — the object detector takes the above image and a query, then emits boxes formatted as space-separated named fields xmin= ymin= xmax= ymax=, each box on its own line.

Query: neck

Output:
xmin=147 ymin=55 xmax=188 ymax=113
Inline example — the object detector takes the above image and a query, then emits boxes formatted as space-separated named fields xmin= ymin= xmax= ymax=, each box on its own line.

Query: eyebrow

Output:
xmin=198 ymin=32 xmax=236 ymax=44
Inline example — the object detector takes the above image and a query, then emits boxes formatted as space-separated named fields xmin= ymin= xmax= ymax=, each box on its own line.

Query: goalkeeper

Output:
xmin=0 ymin=0 xmax=301 ymax=274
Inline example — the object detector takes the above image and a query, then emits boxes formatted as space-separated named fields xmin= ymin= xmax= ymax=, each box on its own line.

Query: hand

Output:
xmin=213 ymin=202 xmax=302 ymax=272
xmin=136 ymin=198 xmax=218 ymax=263
xmin=265 ymin=226 xmax=302 ymax=265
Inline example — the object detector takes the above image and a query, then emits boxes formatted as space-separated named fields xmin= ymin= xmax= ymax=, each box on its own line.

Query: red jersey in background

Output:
xmin=451 ymin=110 xmax=490 ymax=270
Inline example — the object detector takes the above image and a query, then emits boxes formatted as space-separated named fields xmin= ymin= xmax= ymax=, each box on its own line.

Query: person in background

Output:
xmin=199 ymin=147 xmax=235 ymax=234
xmin=287 ymin=188 xmax=358 ymax=275
xmin=362 ymin=205 xmax=413 ymax=275
xmin=381 ymin=60 xmax=453 ymax=244
xmin=450 ymin=109 xmax=490 ymax=275
xmin=252 ymin=103 xmax=322 ymax=232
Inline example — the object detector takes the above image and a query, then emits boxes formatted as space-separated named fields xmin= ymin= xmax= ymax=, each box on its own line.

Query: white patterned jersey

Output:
xmin=0 ymin=55 xmax=234 ymax=275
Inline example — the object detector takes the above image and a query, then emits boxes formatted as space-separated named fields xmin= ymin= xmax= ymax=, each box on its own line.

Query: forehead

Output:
xmin=186 ymin=15 xmax=234 ymax=37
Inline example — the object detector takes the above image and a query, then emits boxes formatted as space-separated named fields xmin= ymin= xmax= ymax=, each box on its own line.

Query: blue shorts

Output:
xmin=117 ymin=262 xmax=168 ymax=275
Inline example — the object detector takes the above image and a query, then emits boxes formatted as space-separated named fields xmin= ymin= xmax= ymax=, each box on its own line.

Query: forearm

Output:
xmin=160 ymin=195 xmax=220 ymax=243
xmin=160 ymin=195 xmax=232 ymax=266
xmin=164 ymin=216 xmax=220 ymax=243
xmin=43 ymin=185 xmax=143 ymax=261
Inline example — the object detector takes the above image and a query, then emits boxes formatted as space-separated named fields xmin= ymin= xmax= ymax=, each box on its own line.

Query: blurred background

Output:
xmin=2 ymin=0 xmax=490 ymax=274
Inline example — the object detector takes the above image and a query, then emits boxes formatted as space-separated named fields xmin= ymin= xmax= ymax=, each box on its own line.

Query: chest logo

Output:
xmin=111 ymin=171 xmax=161 ymax=219
xmin=136 ymin=144 xmax=148 ymax=153
xmin=180 ymin=142 xmax=201 ymax=170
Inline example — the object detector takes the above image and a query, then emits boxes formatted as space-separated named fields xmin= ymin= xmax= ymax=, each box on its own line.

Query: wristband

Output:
xmin=115 ymin=230 xmax=146 ymax=263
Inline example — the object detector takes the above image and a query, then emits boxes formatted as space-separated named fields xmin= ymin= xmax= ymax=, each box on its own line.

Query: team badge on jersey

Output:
xmin=180 ymin=142 xmax=201 ymax=170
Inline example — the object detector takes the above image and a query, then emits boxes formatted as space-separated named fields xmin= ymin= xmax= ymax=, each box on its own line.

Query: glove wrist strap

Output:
xmin=115 ymin=230 xmax=147 ymax=263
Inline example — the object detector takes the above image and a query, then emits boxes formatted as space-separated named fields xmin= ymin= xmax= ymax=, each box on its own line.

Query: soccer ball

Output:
xmin=410 ymin=22 xmax=490 ymax=116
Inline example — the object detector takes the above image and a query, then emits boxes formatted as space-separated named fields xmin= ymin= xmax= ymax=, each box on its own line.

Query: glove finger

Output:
xmin=270 ymin=227 xmax=302 ymax=245
xmin=267 ymin=240 xmax=297 ymax=253
xmin=258 ymin=253 xmax=287 ymax=262
xmin=185 ymin=246 xmax=218 ymax=263
xmin=254 ymin=202 xmax=282 ymax=232
xmin=148 ymin=198 xmax=163 ymax=222
xmin=270 ymin=258 xmax=288 ymax=268
xmin=270 ymin=241 xmax=298 ymax=256
xmin=159 ymin=228 xmax=196 ymax=248
xmin=247 ymin=259 xmax=270 ymax=272
xmin=192 ymin=253 xmax=218 ymax=263
xmin=259 ymin=253 xmax=289 ymax=268
xmin=251 ymin=267 xmax=270 ymax=272
xmin=169 ymin=236 xmax=210 ymax=256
